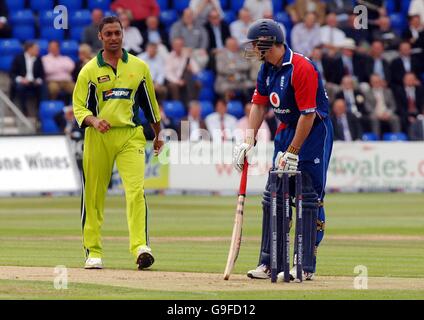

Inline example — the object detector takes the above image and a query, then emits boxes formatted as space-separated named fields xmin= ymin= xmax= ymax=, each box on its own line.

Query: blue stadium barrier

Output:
xmin=30 ymin=0 xmax=54 ymax=12
xmin=0 ymin=39 xmax=23 ymax=55
xmin=70 ymin=26 xmax=85 ymax=42
xmin=383 ymin=132 xmax=408 ymax=141
xmin=88 ymin=0 xmax=111 ymax=11
xmin=199 ymin=100 xmax=214 ymax=118
xmin=173 ymin=0 xmax=190 ymax=13
xmin=160 ymin=10 xmax=179 ymax=28
xmin=163 ymin=100 xmax=186 ymax=121
xmin=12 ymin=26 xmax=36 ymax=42
xmin=9 ymin=10 xmax=35 ymax=26
xmin=70 ymin=10 xmax=92 ymax=26
xmin=231 ymin=0 xmax=244 ymax=12
xmin=5 ymin=0 xmax=25 ymax=11
xmin=0 ymin=55 xmax=15 ymax=72
xmin=362 ymin=132 xmax=378 ymax=141
xmin=227 ymin=100 xmax=244 ymax=119
xmin=40 ymin=27 xmax=65 ymax=41
xmin=58 ymin=0 xmax=83 ymax=11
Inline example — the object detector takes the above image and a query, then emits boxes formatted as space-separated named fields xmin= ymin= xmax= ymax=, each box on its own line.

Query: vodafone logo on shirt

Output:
xmin=270 ymin=92 xmax=280 ymax=107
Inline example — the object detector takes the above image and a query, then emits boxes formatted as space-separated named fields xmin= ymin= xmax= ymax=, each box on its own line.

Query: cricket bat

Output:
xmin=223 ymin=159 xmax=249 ymax=280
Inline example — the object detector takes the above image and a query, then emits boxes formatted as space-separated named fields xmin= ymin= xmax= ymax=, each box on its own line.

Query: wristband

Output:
xmin=287 ymin=145 xmax=300 ymax=155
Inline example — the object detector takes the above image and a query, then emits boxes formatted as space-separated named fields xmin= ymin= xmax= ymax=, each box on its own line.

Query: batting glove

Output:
xmin=233 ymin=137 xmax=255 ymax=173
xmin=274 ymin=145 xmax=300 ymax=172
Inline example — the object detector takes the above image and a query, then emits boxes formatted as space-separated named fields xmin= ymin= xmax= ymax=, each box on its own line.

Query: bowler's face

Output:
xmin=99 ymin=22 xmax=123 ymax=52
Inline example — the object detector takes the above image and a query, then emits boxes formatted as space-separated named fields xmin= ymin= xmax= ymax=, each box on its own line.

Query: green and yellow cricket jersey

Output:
xmin=73 ymin=49 xmax=161 ymax=128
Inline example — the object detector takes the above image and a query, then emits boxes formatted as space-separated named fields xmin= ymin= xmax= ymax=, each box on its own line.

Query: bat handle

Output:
xmin=238 ymin=158 xmax=249 ymax=196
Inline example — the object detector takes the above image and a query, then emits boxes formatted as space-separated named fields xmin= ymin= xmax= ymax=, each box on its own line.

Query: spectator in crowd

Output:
xmin=286 ymin=0 xmax=327 ymax=25
xmin=0 ymin=0 xmax=11 ymax=38
xmin=331 ymin=98 xmax=363 ymax=141
xmin=165 ymin=37 xmax=201 ymax=107
xmin=205 ymin=99 xmax=237 ymax=141
xmin=357 ymin=0 xmax=385 ymax=25
xmin=189 ymin=0 xmax=223 ymax=25
xmin=338 ymin=38 xmax=368 ymax=83
xmin=262 ymin=10 xmax=287 ymax=38
xmin=409 ymin=114 xmax=424 ymax=140
xmin=10 ymin=42 xmax=45 ymax=117
xmin=170 ymin=8 xmax=209 ymax=69
xmin=393 ymin=72 xmax=424 ymax=132
xmin=320 ymin=12 xmax=347 ymax=50
xmin=390 ymin=41 xmax=423 ymax=87
xmin=159 ymin=104 xmax=178 ymax=132
xmin=365 ymin=74 xmax=401 ymax=137
xmin=42 ymin=41 xmax=75 ymax=101
xmin=243 ymin=0 xmax=273 ymax=21
xmin=179 ymin=100 xmax=208 ymax=141
xmin=402 ymin=15 xmax=424 ymax=51
xmin=214 ymin=37 xmax=255 ymax=102
xmin=82 ymin=9 xmax=104 ymax=53
xmin=230 ymin=8 xmax=253 ymax=45
xmin=111 ymin=0 xmax=160 ymax=31
xmin=409 ymin=0 xmax=424 ymax=24
xmin=335 ymin=75 xmax=371 ymax=131
xmin=371 ymin=16 xmax=402 ymax=52
xmin=72 ymin=44 xmax=94 ymax=81
xmin=54 ymin=105 xmax=77 ymax=136
xmin=204 ymin=8 xmax=231 ymax=52
xmin=236 ymin=102 xmax=271 ymax=143
xmin=291 ymin=12 xmax=322 ymax=57
xmin=120 ymin=11 xmax=144 ymax=55
xmin=365 ymin=40 xmax=391 ymax=84
xmin=325 ymin=0 xmax=354 ymax=25
xmin=138 ymin=42 xmax=167 ymax=104
xmin=341 ymin=13 xmax=369 ymax=46
xmin=140 ymin=15 xmax=169 ymax=51
xmin=311 ymin=46 xmax=344 ymax=85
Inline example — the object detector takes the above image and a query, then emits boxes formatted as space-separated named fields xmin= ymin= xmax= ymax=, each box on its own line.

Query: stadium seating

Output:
xmin=88 ymin=0 xmax=111 ymax=11
xmin=0 ymin=39 xmax=23 ymax=55
xmin=40 ymin=27 xmax=65 ymax=41
xmin=59 ymin=0 xmax=83 ymax=12
xmin=401 ymin=0 xmax=412 ymax=15
xmin=272 ymin=0 xmax=284 ymax=12
xmin=70 ymin=27 xmax=85 ymax=42
xmin=227 ymin=100 xmax=244 ymax=119
xmin=220 ymin=0 xmax=229 ymax=10
xmin=61 ymin=40 xmax=79 ymax=61
xmin=199 ymin=87 xmax=216 ymax=101
xmin=385 ymin=0 xmax=396 ymax=15
xmin=39 ymin=100 xmax=65 ymax=133
xmin=9 ymin=10 xmax=35 ymax=26
xmin=389 ymin=13 xmax=406 ymax=34
xmin=231 ymin=0 xmax=244 ymax=12
xmin=30 ymin=0 xmax=54 ymax=12
xmin=5 ymin=0 xmax=25 ymax=11
xmin=33 ymin=39 xmax=49 ymax=55
xmin=195 ymin=70 xmax=215 ymax=89
xmin=362 ymin=133 xmax=378 ymax=141
xmin=157 ymin=0 xmax=169 ymax=11
xmin=0 ymin=55 xmax=15 ymax=72
xmin=223 ymin=10 xmax=236 ymax=24
xmin=160 ymin=10 xmax=179 ymax=29
xmin=39 ymin=10 xmax=58 ymax=26
xmin=12 ymin=26 xmax=36 ymax=42
xmin=199 ymin=100 xmax=214 ymax=118
xmin=173 ymin=0 xmax=190 ymax=13
xmin=69 ymin=10 xmax=92 ymax=26
xmin=40 ymin=119 xmax=61 ymax=133
xmin=383 ymin=132 xmax=408 ymax=141
xmin=163 ymin=100 xmax=186 ymax=121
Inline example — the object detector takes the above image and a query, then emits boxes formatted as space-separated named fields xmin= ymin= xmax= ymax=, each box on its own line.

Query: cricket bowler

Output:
xmin=233 ymin=19 xmax=334 ymax=281
xmin=73 ymin=16 xmax=163 ymax=270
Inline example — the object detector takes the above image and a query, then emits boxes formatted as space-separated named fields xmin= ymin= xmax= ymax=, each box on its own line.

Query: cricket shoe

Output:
xmin=136 ymin=247 xmax=155 ymax=270
xmin=277 ymin=266 xmax=314 ymax=282
xmin=84 ymin=257 xmax=103 ymax=269
xmin=247 ymin=264 xmax=271 ymax=279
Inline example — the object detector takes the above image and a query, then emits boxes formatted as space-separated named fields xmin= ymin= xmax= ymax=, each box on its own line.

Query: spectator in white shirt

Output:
xmin=138 ymin=42 xmax=167 ymax=103
xmin=230 ymin=8 xmax=253 ymax=45
xmin=205 ymin=99 xmax=238 ymax=141
xmin=291 ymin=12 xmax=322 ymax=57
xmin=243 ymin=0 xmax=273 ymax=21
xmin=120 ymin=10 xmax=144 ymax=55
xmin=320 ymin=12 xmax=346 ymax=51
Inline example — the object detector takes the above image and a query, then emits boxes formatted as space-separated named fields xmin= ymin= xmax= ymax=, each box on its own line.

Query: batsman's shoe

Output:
xmin=277 ymin=268 xmax=314 ymax=282
xmin=247 ymin=264 xmax=271 ymax=279
xmin=136 ymin=247 xmax=155 ymax=270
xmin=84 ymin=257 xmax=103 ymax=269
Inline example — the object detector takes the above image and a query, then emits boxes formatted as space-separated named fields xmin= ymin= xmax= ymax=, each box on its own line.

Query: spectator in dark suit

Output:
xmin=316 ymin=48 xmax=344 ymax=85
xmin=204 ymin=8 xmax=230 ymax=52
xmin=179 ymin=100 xmax=208 ymax=141
xmin=371 ymin=16 xmax=402 ymax=51
xmin=402 ymin=14 xmax=424 ymax=50
xmin=140 ymin=15 xmax=169 ymax=51
xmin=326 ymin=0 xmax=354 ymax=21
xmin=365 ymin=40 xmax=391 ymax=84
xmin=82 ymin=9 xmax=103 ymax=53
xmin=331 ymin=98 xmax=363 ymax=141
xmin=339 ymin=38 xmax=368 ymax=83
xmin=341 ymin=14 xmax=369 ymax=46
xmin=393 ymin=72 xmax=424 ymax=132
xmin=390 ymin=41 xmax=423 ymax=87
xmin=335 ymin=75 xmax=372 ymax=131
xmin=10 ymin=42 xmax=45 ymax=117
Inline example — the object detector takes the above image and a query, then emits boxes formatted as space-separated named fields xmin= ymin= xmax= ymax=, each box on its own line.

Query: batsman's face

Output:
xmin=99 ymin=23 xmax=123 ymax=52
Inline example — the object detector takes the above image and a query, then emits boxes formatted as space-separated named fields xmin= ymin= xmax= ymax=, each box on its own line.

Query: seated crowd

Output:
xmin=1 ymin=0 xmax=424 ymax=141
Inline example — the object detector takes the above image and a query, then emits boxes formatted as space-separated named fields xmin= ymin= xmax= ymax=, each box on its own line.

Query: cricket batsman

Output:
xmin=73 ymin=16 xmax=163 ymax=270
xmin=233 ymin=19 xmax=333 ymax=280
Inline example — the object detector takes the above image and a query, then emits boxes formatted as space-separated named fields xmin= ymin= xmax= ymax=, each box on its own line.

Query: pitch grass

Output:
xmin=0 ymin=193 xmax=424 ymax=299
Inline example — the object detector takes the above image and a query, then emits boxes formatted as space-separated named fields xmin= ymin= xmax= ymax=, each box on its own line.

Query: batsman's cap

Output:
xmin=246 ymin=19 xmax=285 ymax=44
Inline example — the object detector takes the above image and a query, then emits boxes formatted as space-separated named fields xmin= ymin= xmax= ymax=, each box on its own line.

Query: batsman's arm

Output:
xmin=246 ymin=103 xmax=267 ymax=144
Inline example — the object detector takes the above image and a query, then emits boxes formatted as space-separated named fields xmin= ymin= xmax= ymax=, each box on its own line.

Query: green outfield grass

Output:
xmin=0 ymin=193 xmax=424 ymax=299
